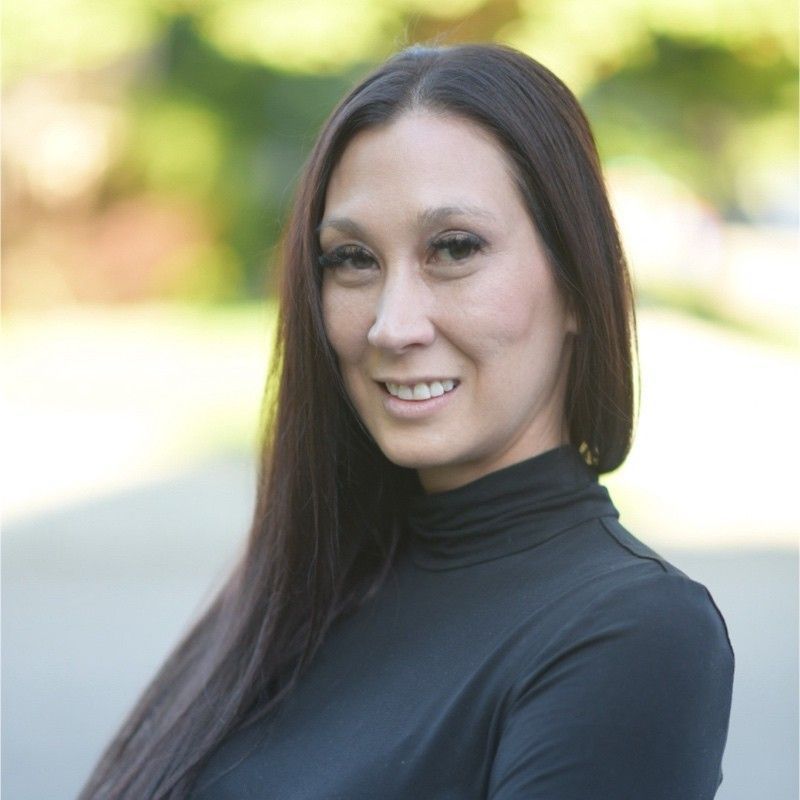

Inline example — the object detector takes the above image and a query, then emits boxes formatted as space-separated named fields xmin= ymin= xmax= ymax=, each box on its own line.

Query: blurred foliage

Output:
xmin=583 ymin=34 xmax=797 ymax=216
xmin=1 ymin=0 xmax=796 ymax=305
xmin=109 ymin=16 xmax=360 ymax=297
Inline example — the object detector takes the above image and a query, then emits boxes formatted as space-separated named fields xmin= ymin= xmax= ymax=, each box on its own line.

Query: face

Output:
xmin=319 ymin=111 xmax=577 ymax=493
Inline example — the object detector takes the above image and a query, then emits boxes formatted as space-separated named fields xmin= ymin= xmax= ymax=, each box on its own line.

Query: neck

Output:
xmin=405 ymin=444 xmax=617 ymax=570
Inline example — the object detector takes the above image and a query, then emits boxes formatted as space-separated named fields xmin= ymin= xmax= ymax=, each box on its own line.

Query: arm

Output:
xmin=488 ymin=572 xmax=735 ymax=800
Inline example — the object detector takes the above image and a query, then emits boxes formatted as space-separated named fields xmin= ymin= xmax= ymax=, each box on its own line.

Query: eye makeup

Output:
xmin=428 ymin=232 xmax=486 ymax=263
xmin=318 ymin=230 xmax=488 ymax=273
xmin=318 ymin=244 xmax=376 ymax=271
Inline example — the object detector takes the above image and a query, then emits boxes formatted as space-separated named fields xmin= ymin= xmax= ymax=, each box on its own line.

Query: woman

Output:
xmin=80 ymin=43 xmax=734 ymax=799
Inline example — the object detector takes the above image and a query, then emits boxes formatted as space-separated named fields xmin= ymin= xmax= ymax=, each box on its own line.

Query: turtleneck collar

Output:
xmin=405 ymin=444 xmax=619 ymax=570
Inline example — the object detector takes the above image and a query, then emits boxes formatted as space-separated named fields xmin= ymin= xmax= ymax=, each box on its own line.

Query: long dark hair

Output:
xmin=79 ymin=42 xmax=636 ymax=798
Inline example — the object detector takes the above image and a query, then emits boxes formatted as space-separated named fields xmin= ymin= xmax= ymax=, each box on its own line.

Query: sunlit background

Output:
xmin=2 ymin=1 xmax=798 ymax=798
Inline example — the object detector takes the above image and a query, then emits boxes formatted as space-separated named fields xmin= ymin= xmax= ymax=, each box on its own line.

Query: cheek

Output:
xmin=322 ymin=285 xmax=364 ymax=362
xmin=452 ymin=272 xmax=568 ymax=368
xmin=455 ymin=279 xmax=537 ymax=355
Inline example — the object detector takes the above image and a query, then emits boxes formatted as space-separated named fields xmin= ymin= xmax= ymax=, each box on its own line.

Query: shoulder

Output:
xmin=593 ymin=517 xmax=734 ymax=661
xmin=543 ymin=560 xmax=736 ymax=697
xmin=504 ymin=564 xmax=735 ymax=740
xmin=542 ymin=514 xmax=733 ymax=650
xmin=513 ymin=514 xmax=737 ymax=689
xmin=493 ymin=540 xmax=735 ymax=800
xmin=590 ymin=568 xmax=733 ymax=660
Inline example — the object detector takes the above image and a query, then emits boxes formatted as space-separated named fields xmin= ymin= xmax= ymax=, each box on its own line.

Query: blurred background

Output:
xmin=2 ymin=0 xmax=797 ymax=798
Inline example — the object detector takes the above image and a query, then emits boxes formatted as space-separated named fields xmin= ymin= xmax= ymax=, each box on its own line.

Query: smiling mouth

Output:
xmin=378 ymin=379 xmax=460 ymax=401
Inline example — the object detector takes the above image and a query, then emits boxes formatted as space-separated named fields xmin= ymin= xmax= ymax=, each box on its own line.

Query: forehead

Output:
xmin=323 ymin=111 xmax=524 ymax=220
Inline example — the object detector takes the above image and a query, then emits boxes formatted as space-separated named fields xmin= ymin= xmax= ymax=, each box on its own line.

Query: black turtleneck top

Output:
xmin=190 ymin=445 xmax=734 ymax=799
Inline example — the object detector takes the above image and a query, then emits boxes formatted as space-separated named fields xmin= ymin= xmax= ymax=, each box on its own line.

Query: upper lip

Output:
xmin=375 ymin=377 xmax=459 ymax=385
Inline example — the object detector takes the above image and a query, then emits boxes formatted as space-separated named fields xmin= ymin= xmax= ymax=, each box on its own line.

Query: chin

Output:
xmin=376 ymin=436 xmax=456 ymax=471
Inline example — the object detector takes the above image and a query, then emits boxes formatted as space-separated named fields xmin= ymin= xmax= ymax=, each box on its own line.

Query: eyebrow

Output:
xmin=417 ymin=204 xmax=497 ymax=228
xmin=317 ymin=216 xmax=368 ymax=239
xmin=317 ymin=204 xmax=497 ymax=238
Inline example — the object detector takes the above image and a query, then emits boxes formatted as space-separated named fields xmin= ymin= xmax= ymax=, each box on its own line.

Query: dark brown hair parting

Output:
xmin=79 ymin=43 xmax=636 ymax=798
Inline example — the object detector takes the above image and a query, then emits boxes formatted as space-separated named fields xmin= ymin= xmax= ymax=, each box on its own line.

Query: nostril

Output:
xmin=366 ymin=307 xmax=437 ymax=352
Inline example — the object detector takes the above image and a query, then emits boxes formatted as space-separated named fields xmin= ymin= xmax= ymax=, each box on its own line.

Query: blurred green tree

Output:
xmin=2 ymin=0 xmax=796 ymax=303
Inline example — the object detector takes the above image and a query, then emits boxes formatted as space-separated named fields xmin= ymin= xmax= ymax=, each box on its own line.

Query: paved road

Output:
xmin=3 ymin=456 xmax=797 ymax=799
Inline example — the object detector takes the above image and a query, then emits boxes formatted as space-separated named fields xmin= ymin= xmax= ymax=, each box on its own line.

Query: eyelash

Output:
xmin=318 ymin=232 xmax=486 ymax=271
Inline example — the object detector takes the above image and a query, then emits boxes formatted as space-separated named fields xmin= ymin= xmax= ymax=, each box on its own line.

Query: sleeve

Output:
xmin=487 ymin=571 xmax=735 ymax=800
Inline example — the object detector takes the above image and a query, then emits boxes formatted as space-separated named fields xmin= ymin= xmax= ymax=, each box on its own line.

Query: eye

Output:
xmin=318 ymin=244 xmax=376 ymax=271
xmin=430 ymin=232 xmax=486 ymax=264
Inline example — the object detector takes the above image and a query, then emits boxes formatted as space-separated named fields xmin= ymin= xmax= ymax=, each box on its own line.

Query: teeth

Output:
xmin=413 ymin=383 xmax=431 ymax=400
xmin=385 ymin=379 xmax=458 ymax=401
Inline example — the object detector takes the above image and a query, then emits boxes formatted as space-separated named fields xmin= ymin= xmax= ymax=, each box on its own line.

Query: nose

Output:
xmin=366 ymin=271 xmax=436 ymax=352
